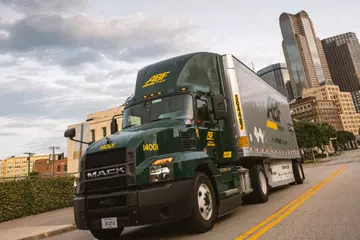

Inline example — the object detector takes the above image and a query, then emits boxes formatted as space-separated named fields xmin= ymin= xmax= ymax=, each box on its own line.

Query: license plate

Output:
xmin=101 ymin=217 xmax=118 ymax=229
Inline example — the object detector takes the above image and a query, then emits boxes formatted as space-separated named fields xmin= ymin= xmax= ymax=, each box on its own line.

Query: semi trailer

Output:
xmin=64 ymin=52 xmax=305 ymax=240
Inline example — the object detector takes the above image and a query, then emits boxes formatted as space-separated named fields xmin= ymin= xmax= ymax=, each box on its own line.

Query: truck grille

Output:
xmin=83 ymin=148 xmax=136 ymax=193
xmin=85 ymin=147 xmax=127 ymax=169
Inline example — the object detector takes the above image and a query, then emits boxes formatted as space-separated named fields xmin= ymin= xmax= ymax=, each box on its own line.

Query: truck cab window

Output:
xmin=122 ymin=95 xmax=194 ymax=128
xmin=196 ymin=99 xmax=211 ymax=127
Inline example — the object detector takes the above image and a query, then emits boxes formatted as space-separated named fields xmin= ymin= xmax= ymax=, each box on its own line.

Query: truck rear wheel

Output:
xmin=293 ymin=161 xmax=305 ymax=184
xmin=243 ymin=165 xmax=269 ymax=204
xmin=90 ymin=228 xmax=124 ymax=240
xmin=188 ymin=172 xmax=217 ymax=233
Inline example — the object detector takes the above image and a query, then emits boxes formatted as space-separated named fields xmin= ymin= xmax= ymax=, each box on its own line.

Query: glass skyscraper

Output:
xmin=257 ymin=63 xmax=294 ymax=102
xmin=322 ymin=32 xmax=360 ymax=93
xmin=279 ymin=10 xmax=333 ymax=98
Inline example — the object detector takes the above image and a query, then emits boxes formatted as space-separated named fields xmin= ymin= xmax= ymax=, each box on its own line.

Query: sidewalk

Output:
xmin=0 ymin=207 xmax=75 ymax=240
xmin=303 ymin=149 xmax=359 ymax=167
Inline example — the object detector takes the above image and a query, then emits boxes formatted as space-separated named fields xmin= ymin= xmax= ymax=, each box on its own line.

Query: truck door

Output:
xmin=195 ymin=97 xmax=223 ymax=161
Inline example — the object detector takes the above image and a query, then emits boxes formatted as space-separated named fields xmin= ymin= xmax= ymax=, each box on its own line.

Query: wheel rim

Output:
xmin=298 ymin=164 xmax=303 ymax=179
xmin=259 ymin=171 xmax=267 ymax=194
xmin=197 ymin=183 xmax=213 ymax=220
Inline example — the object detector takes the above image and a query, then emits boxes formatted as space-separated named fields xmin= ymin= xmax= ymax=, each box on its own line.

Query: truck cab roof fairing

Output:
xmin=132 ymin=52 xmax=221 ymax=101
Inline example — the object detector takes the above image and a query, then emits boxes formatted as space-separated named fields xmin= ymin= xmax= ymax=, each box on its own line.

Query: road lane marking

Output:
xmin=235 ymin=165 xmax=346 ymax=240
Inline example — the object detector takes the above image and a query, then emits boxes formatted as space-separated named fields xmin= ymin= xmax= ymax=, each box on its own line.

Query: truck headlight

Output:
xmin=150 ymin=157 xmax=173 ymax=182
xmin=74 ymin=178 xmax=80 ymax=194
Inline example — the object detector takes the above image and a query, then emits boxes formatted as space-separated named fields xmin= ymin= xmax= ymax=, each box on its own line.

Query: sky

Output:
xmin=0 ymin=0 xmax=359 ymax=159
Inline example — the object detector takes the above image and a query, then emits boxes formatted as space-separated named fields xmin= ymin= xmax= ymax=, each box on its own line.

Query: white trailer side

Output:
xmin=222 ymin=54 xmax=300 ymax=160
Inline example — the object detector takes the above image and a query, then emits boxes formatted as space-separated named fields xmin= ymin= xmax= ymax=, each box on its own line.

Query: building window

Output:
xmin=102 ymin=127 xmax=107 ymax=137
xmin=64 ymin=165 xmax=67 ymax=172
xmin=57 ymin=165 xmax=61 ymax=172
xmin=91 ymin=129 xmax=95 ymax=142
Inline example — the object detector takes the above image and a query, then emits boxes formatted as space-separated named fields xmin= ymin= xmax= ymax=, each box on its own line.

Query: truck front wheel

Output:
xmin=188 ymin=172 xmax=218 ymax=233
xmin=90 ymin=228 xmax=124 ymax=240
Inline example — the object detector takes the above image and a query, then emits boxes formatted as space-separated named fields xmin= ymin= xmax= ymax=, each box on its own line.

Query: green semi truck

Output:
xmin=65 ymin=52 xmax=305 ymax=240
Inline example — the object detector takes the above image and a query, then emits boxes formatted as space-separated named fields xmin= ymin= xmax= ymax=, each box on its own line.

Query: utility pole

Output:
xmin=24 ymin=152 xmax=35 ymax=177
xmin=49 ymin=146 xmax=60 ymax=177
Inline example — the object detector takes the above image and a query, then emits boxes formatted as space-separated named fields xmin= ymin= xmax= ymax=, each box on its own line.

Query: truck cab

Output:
xmin=65 ymin=52 xmax=305 ymax=240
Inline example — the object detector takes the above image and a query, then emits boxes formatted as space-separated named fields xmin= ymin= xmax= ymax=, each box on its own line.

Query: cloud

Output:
xmin=0 ymin=6 xmax=203 ymax=159
xmin=0 ymin=13 xmax=201 ymax=66
xmin=0 ymin=0 xmax=88 ymax=15
xmin=0 ymin=116 xmax=70 ymax=158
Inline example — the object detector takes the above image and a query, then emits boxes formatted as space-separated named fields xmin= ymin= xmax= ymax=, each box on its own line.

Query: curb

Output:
xmin=19 ymin=224 xmax=76 ymax=240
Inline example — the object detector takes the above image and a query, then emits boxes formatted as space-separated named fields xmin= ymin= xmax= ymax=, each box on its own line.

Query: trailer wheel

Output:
xmin=243 ymin=165 xmax=269 ymax=204
xmin=293 ymin=161 xmax=305 ymax=184
xmin=188 ymin=172 xmax=217 ymax=233
xmin=90 ymin=228 xmax=124 ymax=240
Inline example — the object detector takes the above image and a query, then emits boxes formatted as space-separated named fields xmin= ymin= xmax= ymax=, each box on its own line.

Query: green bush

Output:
xmin=0 ymin=176 xmax=75 ymax=222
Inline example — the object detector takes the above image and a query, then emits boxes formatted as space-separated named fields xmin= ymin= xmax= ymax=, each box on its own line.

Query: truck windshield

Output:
xmin=122 ymin=94 xmax=193 ymax=128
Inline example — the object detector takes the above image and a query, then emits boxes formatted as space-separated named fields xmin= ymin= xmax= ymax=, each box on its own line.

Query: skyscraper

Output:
xmin=257 ymin=63 xmax=294 ymax=102
xmin=321 ymin=32 xmax=360 ymax=93
xmin=279 ymin=10 xmax=333 ymax=98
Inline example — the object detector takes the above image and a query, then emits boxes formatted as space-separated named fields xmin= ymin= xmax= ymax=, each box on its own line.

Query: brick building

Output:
xmin=290 ymin=96 xmax=343 ymax=130
xmin=33 ymin=157 xmax=68 ymax=177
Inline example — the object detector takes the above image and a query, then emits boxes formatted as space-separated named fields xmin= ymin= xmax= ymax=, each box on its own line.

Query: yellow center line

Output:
xmin=235 ymin=165 xmax=346 ymax=240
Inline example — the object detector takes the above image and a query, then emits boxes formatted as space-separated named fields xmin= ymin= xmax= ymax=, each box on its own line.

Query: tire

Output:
xmin=293 ymin=161 xmax=305 ymax=184
xmin=188 ymin=172 xmax=218 ymax=233
xmin=242 ymin=165 xmax=269 ymax=204
xmin=90 ymin=227 xmax=124 ymax=240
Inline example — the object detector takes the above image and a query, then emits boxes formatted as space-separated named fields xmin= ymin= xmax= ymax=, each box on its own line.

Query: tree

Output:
xmin=319 ymin=123 xmax=336 ymax=152
xmin=294 ymin=121 xmax=322 ymax=150
xmin=336 ymin=131 xmax=356 ymax=149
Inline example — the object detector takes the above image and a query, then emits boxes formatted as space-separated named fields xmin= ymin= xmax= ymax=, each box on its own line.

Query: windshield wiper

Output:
xmin=150 ymin=117 xmax=171 ymax=123
xmin=123 ymin=124 xmax=137 ymax=129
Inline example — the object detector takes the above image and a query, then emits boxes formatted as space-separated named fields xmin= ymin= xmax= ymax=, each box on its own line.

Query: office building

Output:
xmin=1 ymin=155 xmax=49 ymax=178
xmin=322 ymin=32 xmax=360 ymax=93
xmin=0 ymin=160 xmax=4 ymax=178
xmin=279 ymin=10 xmax=333 ymax=98
xmin=351 ymin=90 xmax=360 ymax=113
xmin=290 ymin=96 xmax=342 ymax=131
xmin=303 ymin=85 xmax=360 ymax=135
xmin=257 ymin=63 xmax=294 ymax=101
xmin=67 ymin=105 xmax=124 ymax=175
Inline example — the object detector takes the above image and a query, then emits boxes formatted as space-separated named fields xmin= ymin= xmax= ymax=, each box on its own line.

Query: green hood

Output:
xmin=85 ymin=119 xmax=188 ymax=166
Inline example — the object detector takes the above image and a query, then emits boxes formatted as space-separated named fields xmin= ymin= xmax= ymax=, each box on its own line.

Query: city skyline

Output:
xmin=1 ymin=0 xmax=360 ymax=159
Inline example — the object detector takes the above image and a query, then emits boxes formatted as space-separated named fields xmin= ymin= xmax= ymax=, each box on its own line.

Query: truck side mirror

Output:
xmin=64 ymin=128 xmax=76 ymax=139
xmin=211 ymin=95 xmax=227 ymax=120
xmin=110 ymin=118 xmax=118 ymax=134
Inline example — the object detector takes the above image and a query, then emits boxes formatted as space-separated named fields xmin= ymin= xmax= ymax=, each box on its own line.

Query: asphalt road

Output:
xmin=46 ymin=149 xmax=360 ymax=240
